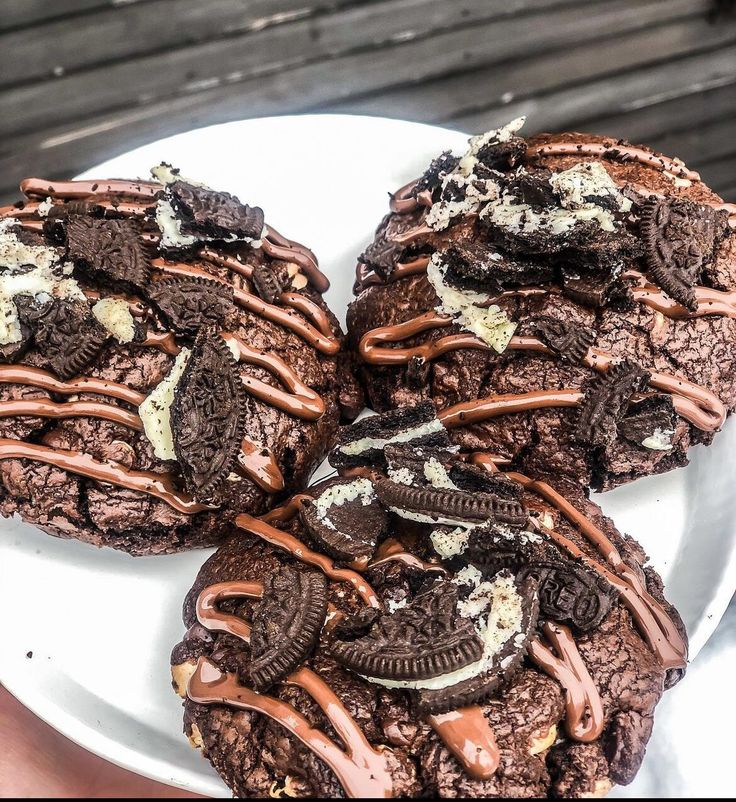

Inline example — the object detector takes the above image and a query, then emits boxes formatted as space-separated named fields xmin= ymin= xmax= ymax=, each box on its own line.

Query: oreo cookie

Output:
xmin=413 ymin=151 xmax=461 ymax=196
xmin=171 ymin=330 xmax=246 ymax=497
xmin=618 ymin=395 xmax=677 ymax=451
xmin=328 ymin=580 xmax=484 ymax=681
xmin=16 ymin=298 xmax=109 ymax=380
xmin=358 ymin=236 xmax=404 ymax=278
xmin=300 ymin=478 xmax=388 ymax=563
xmin=528 ymin=315 xmax=595 ymax=363
xmin=250 ymin=261 xmax=286 ymax=304
xmin=576 ymin=360 xmax=650 ymax=447
xmin=147 ymin=275 xmax=235 ymax=336
xmin=168 ymin=181 xmax=265 ymax=242
xmin=66 ymin=217 xmax=150 ymax=290
xmin=560 ymin=264 xmax=628 ymax=308
xmin=249 ymin=566 xmax=327 ymax=691
xmin=640 ymin=197 xmax=730 ymax=310
xmin=330 ymin=401 xmax=450 ymax=469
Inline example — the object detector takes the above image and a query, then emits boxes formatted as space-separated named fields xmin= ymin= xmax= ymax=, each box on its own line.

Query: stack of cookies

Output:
xmin=2 ymin=118 xmax=734 ymax=797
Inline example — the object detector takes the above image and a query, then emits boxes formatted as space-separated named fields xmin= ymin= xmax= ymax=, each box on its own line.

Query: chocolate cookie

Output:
xmin=348 ymin=119 xmax=736 ymax=489
xmin=172 ymin=410 xmax=686 ymax=797
xmin=0 ymin=169 xmax=362 ymax=554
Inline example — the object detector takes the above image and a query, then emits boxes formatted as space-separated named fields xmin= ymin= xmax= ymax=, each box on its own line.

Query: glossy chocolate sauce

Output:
xmin=237 ymin=438 xmax=285 ymax=494
xmin=426 ymin=708 xmax=500 ymax=780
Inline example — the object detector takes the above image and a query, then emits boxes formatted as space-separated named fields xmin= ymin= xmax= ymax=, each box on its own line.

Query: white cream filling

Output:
xmin=340 ymin=417 xmax=445 ymax=456
xmin=423 ymin=456 xmax=455 ymax=488
xmin=427 ymin=253 xmax=516 ymax=353
xmin=364 ymin=572 xmax=524 ymax=690
xmin=36 ymin=197 xmax=54 ymax=217
xmin=641 ymin=427 xmax=674 ymax=451
xmin=0 ymin=219 xmax=64 ymax=271
xmin=387 ymin=466 xmax=416 ymax=486
xmin=139 ymin=348 xmax=191 ymax=460
xmin=314 ymin=477 xmax=375 ymax=531
xmin=430 ymin=526 xmax=471 ymax=558
xmin=92 ymin=298 xmax=136 ymax=344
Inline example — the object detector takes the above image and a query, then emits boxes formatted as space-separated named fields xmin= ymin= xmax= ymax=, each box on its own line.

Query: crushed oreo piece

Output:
xmin=358 ymin=236 xmax=404 ymax=278
xmin=640 ymin=198 xmax=731 ymax=311
xmin=147 ymin=275 xmax=234 ymax=336
xmin=168 ymin=181 xmax=265 ymax=241
xmin=43 ymin=202 xmax=105 ymax=242
xmin=65 ymin=217 xmax=150 ymax=289
xmin=406 ymin=355 xmax=432 ymax=389
xmin=447 ymin=461 xmax=525 ymax=504
xmin=330 ymin=401 xmax=450 ymax=469
xmin=250 ymin=261 xmax=286 ymax=304
xmin=329 ymin=580 xmax=483 ymax=680
xmin=374 ymin=476 xmax=528 ymax=527
xmin=505 ymin=169 xmax=558 ymax=208
xmin=618 ymin=395 xmax=677 ymax=448
xmin=413 ymin=151 xmax=461 ymax=195
xmin=441 ymin=241 xmax=555 ymax=295
xmin=416 ymin=574 xmax=538 ymax=714
xmin=300 ymin=478 xmax=387 ymax=563
xmin=249 ymin=566 xmax=327 ymax=691
xmin=171 ymin=330 xmax=246 ymax=497
xmin=560 ymin=264 xmax=628 ymax=308
xmin=529 ymin=316 xmax=595 ymax=363
xmin=474 ymin=134 xmax=527 ymax=173
xmin=576 ymin=360 xmax=650 ymax=447
xmin=16 ymin=298 xmax=109 ymax=379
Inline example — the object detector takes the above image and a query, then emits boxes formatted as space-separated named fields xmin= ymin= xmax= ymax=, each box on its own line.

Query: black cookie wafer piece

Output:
xmin=640 ymin=197 xmax=730 ymax=311
xmin=300 ymin=478 xmax=388 ymax=563
xmin=330 ymin=401 xmax=450 ymax=469
xmin=250 ymin=261 xmax=286 ymax=304
xmin=560 ymin=264 xmax=628 ymax=308
xmin=171 ymin=330 xmax=246 ymax=497
xmin=249 ymin=565 xmax=327 ymax=691
xmin=328 ymin=580 xmax=483 ymax=681
xmin=359 ymin=236 xmax=404 ymax=278
xmin=416 ymin=574 xmax=538 ymax=715
xmin=528 ymin=315 xmax=595 ymax=363
xmin=618 ymin=395 xmax=677 ymax=448
xmin=147 ymin=275 xmax=235 ymax=337
xmin=413 ymin=151 xmax=461 ymax=196
xmin=16 ymin=298 xmax=110 ymax=380
xmin=168 ymin=181 xmax=265 ymax=242
xmin=65 ymin=217 xmax=150 ymax=290
xmin=576 ymin=360 xmax=650 ymax=447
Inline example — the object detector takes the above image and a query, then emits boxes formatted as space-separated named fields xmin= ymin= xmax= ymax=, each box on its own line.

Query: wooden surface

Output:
xmin=0 ymin=0 xmax=735 ymax=202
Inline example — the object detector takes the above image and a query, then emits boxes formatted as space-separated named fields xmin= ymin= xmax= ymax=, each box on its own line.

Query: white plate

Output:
xmin=1 ymin=115 xmax=735 ymax=798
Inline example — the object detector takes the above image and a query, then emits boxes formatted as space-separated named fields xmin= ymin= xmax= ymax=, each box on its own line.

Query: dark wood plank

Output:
xmin=0 ymin=0 xmax=576 ymax=89
xmin=0 ymin=1 xmax=114 ymax=33
xmin=0 ymin=0 xmax=363 ymax=87
xmin=448 ymin=44 xmax=736 ymax=136
xmin=0 ymin=0 xmax=709 ymax=138
xmin=323 ymin=15 xmax=736 ymax=125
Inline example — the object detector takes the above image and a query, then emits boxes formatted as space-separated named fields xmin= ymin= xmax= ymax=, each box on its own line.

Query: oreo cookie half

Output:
xmin=330 ymin=401 xmax=450 ymax=469
xmin=147 ymin=275 xmax=235 ymax=337
xmin=300 ymin=478 xmax=388 ymax=563
xmin=168 ymin=181 xmax=265 ymax=242
xmin=249 ymin=565 xmax=327 ymax=691
xmin=171 ymin=330 xmax=246 ymax=497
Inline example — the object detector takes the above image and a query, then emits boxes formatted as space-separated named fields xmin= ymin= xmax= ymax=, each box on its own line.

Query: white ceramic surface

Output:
xmin=0 ymin=115 xmax=735 ymax=798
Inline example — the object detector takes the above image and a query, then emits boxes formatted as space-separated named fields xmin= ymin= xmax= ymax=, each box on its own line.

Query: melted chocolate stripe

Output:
xmin=222 ymin=333 xmax=325 ymax=421
xmin=369 ymin=538 xmax=447 ymax=574
xmin=20 ymin=177 xmax=160 ymax=200
xmin=525 ymin=141 xmax=701 ymax=181
xmin=235 ymin=511 xmax=382 ymax=609
xmin=427 ymin=708 xmax=500 ymax=780
xmin=196 ymin=580 xmax=262 ymax=641
xmin=0 ymin=398 xmax=142 ymax=430
xmin=0 ymin=439 xmax=211 ymax=514
xmin=528 ymin=622 xmax=604 ymax=743
xmin=188 ymin=658 xmax=393 ymax=798
xmin=0 ymin=365 xmax=145 ymax=405
xmin=238 ymin=439 xmax=285 ymax=493
xmin=389 ymin=179 xmax=433 ymax=214
xmin=150 ymin=259 xmax=339 ymax=355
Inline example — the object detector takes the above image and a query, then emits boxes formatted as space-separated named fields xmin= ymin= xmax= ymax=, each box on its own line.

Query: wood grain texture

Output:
xmin=0 ymin=0 xmax=734 ymax=202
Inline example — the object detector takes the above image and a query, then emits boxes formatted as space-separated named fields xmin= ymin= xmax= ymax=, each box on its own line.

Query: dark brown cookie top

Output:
xmin=172 ymin=406 xmax=687 ymax=797
xmin=349 ymin=119 xmax=736 ymax=490
xmin=0 ymin=167 xmax=359 ymax=554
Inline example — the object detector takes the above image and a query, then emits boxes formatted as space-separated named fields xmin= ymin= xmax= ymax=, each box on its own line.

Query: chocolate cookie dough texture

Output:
xmin=348 ymin=118 xmax=736 ymax=489
xmin=172 ymin=404 xmax=686 ymax=798
xmin=0 ymin=167 xmax=360 ymax=554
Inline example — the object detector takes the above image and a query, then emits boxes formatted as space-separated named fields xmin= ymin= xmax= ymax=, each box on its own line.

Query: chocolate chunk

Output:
xmin=300 ymin=478 xmax=387 ymax=563
xmin=640 ymin=197 xmax=731 ymax=311
xmin=441 ymin=242 xmax=555 ymax=295
xmin=529 ymin=316 xmax=595 ymax=363
xmin=560 ymin=264 xmax=628 ymax=308
xmin=576 ymin=360 xmax=650 ymax=447
xmin=250 ymin=262 xmax=286 ymax=304
xmin=475 ymin=135 xmax=527 ymax=172
xmin=518 ymin=559 xmax=613 ymax=632
xmin=168 ymin=181 xmax=265 ymax=241
xmin=374 ymin=475 xmax=528 ymax=527
xmin=618 ymin=395 xmax=677 ymax=448
xmin=359 ymin=236 xmax=404 ymax=278
xmin=417 ymin=574 xmax=538 ymax=714
xmin=66 ymin=217 xmax=150 ymax=289
xmin=171 ymin=330 xmax=246 ymax=497
xmin=16 ymin=298 xmax=109 ymax=380
xmin=330 ymin=400 xmax=450 ymax=469
xmin=249 ymin=566 xmax=327 ymax=691
xmin=329 ymin=580 xmax=483 ymax=680
xmin=413 ymin=151 xmax=461 ymax=195
xmin=147 ymin=275 xmax=234 ymax=336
